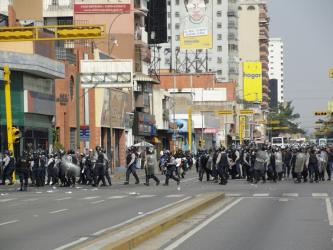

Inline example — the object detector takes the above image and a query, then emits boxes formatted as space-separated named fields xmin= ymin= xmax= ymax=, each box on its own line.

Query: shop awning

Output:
xmin=134 ymin=72 xmax=159 ymax=84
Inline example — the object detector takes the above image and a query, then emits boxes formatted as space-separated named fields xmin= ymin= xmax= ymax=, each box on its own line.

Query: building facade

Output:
xmin=159 ymin=0 xmax=239 ymax=83
xmin=269 ymin=37 xmax=284 ymax=103
xmin=238 ymin=0 xmax=270 ymax=109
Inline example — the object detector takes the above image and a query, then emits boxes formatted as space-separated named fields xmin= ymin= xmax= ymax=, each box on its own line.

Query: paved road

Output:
xmin=0 ymin=171 xmax=332 ymax=250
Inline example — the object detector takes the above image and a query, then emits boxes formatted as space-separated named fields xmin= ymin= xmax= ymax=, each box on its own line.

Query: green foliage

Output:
xmin=268 ymin=101 xmax=305 ymax=136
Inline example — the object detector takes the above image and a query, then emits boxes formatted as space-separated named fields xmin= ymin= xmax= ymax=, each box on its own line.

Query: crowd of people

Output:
xmin=1 ymin=142 xmax=332 ymax=192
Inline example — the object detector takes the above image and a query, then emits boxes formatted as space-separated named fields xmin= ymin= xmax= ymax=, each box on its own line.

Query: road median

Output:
xmin=70 ymin=192 xmax=225 ymax=250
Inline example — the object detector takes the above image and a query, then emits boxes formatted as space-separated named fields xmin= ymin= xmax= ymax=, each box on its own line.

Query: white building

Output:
xmin=159 ymin=0 xmax=239 ymax=83
xmin=269 ymin=37 xmax=284 ymax=103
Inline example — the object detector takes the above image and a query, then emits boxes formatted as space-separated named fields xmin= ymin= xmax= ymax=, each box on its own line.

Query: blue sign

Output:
xmin=80 ymin=126 xmax=90 ymax=141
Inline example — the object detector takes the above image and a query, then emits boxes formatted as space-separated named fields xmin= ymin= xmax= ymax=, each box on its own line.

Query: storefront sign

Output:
xmin=74 ymin=0 xmax=130 ymax=13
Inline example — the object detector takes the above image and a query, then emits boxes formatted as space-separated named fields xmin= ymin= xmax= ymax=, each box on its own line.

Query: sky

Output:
xmin=268 ymin=0 xmax=333 ymax=133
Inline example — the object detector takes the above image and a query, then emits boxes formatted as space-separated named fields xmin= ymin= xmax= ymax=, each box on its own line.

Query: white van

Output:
xmin=271 ymin=137 xmax=289 ymax=148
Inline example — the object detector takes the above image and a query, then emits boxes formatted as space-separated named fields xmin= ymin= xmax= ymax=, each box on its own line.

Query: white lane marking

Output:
xmin=0 ymin=220 xmax=19 ymax=226
xmin=91 ymin=196 xmax=192 ymax=236
xmin=55 ymin=197 xmax=72 ymax=201
xmin=164 ymin=198 xmax=243 ymax=250
xmin=225 ymin=193 xmax=242 ymax=197
xmin=283 ymin=193 xmax=298 ymax=197
xmin=81 ymin=196 xmax=100 ymax=200
xmin=165 ymin=194 xmax=185 ymax=198
xmin=181 ymin=177 xmax=198 ymax=183
xmin=53 ymin=237 xmax=89 ymax=250
xmin=107 ymin=195 xmax=128 ymax=199
xmin=312 ymin=193 xmax=328 ymax=197
xmin=278 ymin=198 xmax=289 ymax=202
xmin=49 ymin=209 xmax=68 ymax=214
xmin=23 ymin=198 xmax=38 ymax=202
xmin=90 ymin=200 xmax=105 ymax=204
xmin=0 ymin=198 xmax=17 ymax=203
xmin=253 ymin=193 xmax=269 ymax=197
xmin=136 ymin=195 xmax=156 ymax=198
xmin=325 ymin=198 xmax=333 ymax=226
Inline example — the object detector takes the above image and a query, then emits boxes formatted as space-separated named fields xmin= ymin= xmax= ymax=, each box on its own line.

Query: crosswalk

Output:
xmin=0 ymin=193 xmax=187 ymax=205
xmin=225 ymin=192 xmax=332 ymax=198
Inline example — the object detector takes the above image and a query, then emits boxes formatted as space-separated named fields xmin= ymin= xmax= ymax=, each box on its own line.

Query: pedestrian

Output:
xmin=1 ymin=150 xmax=15 ymax=185
xmin=308 ymin=149 xmax=319 ymax=183
xmin=163 ymin=151 xmax=180 ymax=186
xmin=124 ymin=147 xmax=140 ymax=185
xmin=327 ymin=147 xmax=333 ymax=181
xmin=144 ymin=147 xmax=160 ymax=186
xmin=16 ymin=151 xmax=30 ymax=191
xmin=215 ymin=147 xmax=229 ymax=185
xmin=103 ymin=148 xmax=112 ymax=186
xmin=254 ymin=145 xmax=269 ymax=184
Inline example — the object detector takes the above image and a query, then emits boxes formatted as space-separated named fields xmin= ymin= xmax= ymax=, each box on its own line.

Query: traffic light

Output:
xmin=198 ymin=139 xmax=202 ymax=148
xmin=12 ymin=127 xmax=21 ymax=144
xmin=314 ymin=112 xmax=333 ymax=116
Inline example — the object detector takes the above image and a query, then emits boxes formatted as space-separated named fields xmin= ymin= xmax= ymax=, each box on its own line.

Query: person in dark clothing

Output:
xmin=144 ymin=147 xmax=160 ymax=186
xmin=124 ymin=147 xmax=140 ymax=185
xmin=16 ymin=151 xmax=30 ymax=191
xmin=163 ymin=151 xmax=180 ymax=186
xmin=216 ymin=147 xmax=229 ymax=185
xmin=94 ymin=151 xmax=107 ymax=187
xmin=308 ymin=149 xmax=319 ymax=183
xmin=283 ymin=148 xmax=292 ymax=179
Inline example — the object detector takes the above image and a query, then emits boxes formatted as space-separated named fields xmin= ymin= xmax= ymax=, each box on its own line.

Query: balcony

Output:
xmin=43 ymin=0 xmax=73 ymax=18
xmin=134 ymin=0 xmax=148 ymax=13
xmin=228 ymin=21 xmax=237 ymax=29
xmin=134 ymin=26 xmax=148 ymax=44
xmin=135 ymin=44 xmax=151 ymax=64
xmin=56 ymin=47 xmax=76 ymax=65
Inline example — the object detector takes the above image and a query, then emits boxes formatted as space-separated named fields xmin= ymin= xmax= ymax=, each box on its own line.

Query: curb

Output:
xmin=71 ymin=192 xmax=225 ymax=250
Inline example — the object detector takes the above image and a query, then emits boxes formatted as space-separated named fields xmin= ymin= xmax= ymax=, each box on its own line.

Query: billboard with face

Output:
xmin=180 ymin=0 xmax=213 ymax=49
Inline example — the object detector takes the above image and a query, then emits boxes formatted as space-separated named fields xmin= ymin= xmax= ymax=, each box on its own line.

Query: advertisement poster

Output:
xmin=243 ymin=61 xmax=263 ymax=103
xmin=180 ymin=0 xmax=213 ymax=49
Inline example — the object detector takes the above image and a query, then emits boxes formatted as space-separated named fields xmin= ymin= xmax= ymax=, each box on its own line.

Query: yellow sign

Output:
xmin=243 ymin=61 xmax=262 ymax=103
xmin=216 ymin=110 xmax=233 ymax=115
xmin=179 ymin=0 xmax=213 ymax=49
xmin=329 ymin=68 xmax=333 ymax=78
xmin=240 ymin=109 xmax=254 ymax=115
xmin=272 ymin=127 xmax=289 ymax=130
xmin=268 ymin=120 xmax=280 ymax=125
xmin=0 ymin=24 xmax=106 ymax=42
xmin=239 ymin=116 xmax=246 ymax=144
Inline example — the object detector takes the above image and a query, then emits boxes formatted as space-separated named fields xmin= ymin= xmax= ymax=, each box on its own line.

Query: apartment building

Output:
xmin=269 ymin=37 xmax=284 ymax=103
xmin=159 ymin=0 xmax=239 ymax=83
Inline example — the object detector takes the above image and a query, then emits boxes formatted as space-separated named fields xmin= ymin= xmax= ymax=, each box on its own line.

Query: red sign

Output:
xmin=74 ymin=4 xmax=130 ymax=13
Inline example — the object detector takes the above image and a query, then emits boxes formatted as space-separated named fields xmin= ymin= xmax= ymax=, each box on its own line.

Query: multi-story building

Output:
xmin=269 ymin=37 xmax=284 ymax=103
xmin=238 ymin=0 xmax=270 ymax=109
xmin=159 ymin=0 xmax=239 ymax=83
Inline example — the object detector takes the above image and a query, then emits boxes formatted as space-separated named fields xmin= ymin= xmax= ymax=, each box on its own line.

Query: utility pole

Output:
xmin=3 ymin=66 xmax=14 ymax=153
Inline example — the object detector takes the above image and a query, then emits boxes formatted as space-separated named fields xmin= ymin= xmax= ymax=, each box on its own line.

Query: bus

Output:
xmin=271 ymin=137 xmax=290 ymax=148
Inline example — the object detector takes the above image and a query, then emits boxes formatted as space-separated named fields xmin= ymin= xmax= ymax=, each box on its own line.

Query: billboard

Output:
xmin=74 ymin=0 xmax=130 ymax=14
xmin=243 ymin=61 xmax=262 ymax=103
xmin=179 ymin=0 xmax=213 ymax=49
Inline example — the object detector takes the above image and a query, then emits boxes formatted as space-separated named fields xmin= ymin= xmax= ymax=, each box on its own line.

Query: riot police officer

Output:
xmin=16 ymin=151 xmax=30 ymax=191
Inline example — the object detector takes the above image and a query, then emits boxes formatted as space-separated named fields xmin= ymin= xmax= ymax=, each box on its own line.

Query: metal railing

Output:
xmin=56 ymin=47 xmax=76 ymax=65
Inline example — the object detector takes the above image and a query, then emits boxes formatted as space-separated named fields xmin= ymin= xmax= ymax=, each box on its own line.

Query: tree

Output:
xmin=268 ymin=101 xmax=305 ymax=137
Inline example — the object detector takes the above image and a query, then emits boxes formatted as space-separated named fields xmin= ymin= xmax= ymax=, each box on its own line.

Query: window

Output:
xmin=176 ymin=0 xmax=180 ymax=5
xmin=175 ymin=12 xmax=180 ymax=17
xmin=175 ymin=23 xmax=180 ymax=29
xmin=168 ymin=0 xmax=171 ymax=6
xmin=217 ymin=11 xmax=222 ymax=17
xmin=247 ymin=6 xmax=256 ymax=10
xmin=217 ymin=34 xmax=222 ymax=40
xmin=238 ymin=6 xmax=242 ymax=10
xmin=217 ymin=22 xmax=222 ymax=29
xmin=168 ymin=36 xmax=171 ymax=41
xmin=217 ymin=46 xmax=222 ymax=52
xmin=176 ymin=35 xmax=180 ymax=41
xmin=217 ymin=57 xmax=222 ymax=64
xmin=217 ymin=70 xmax=222 ymax=75
xmin=218 ymin=0 xmax=222 ymax=4
xmin=168 ymin=23 xmax=171 ymax=29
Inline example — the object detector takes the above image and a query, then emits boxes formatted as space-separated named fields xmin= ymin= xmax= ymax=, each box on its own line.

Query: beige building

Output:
xmin=238 ymin=0 xmax=270 ymax=109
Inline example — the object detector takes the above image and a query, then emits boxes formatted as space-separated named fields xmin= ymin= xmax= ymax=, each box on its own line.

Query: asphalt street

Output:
xmin=0 ymin=171 xmax=333 ymax=250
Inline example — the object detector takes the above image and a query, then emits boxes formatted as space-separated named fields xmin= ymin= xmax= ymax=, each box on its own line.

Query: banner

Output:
xmin=180 ymin=0 xmax=213 ymax=49
xmin=74 ymin=0 xmax=130 ymax=13
xmin=243 ymin=61 xmax=262 ymax=102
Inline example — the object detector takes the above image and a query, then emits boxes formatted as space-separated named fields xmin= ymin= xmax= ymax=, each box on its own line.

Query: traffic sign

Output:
xmin=0 ymin=69 xmax=3 ymax=81
xmin=240 ymin=109 xmax=254 ymax=115
xmin=80 ymin=126 xmax=90 ymax=141
xmin=216 ymin=110 xmax=233 ymax=115
xmin=272 ymin=126 xmax=289 ymax=130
